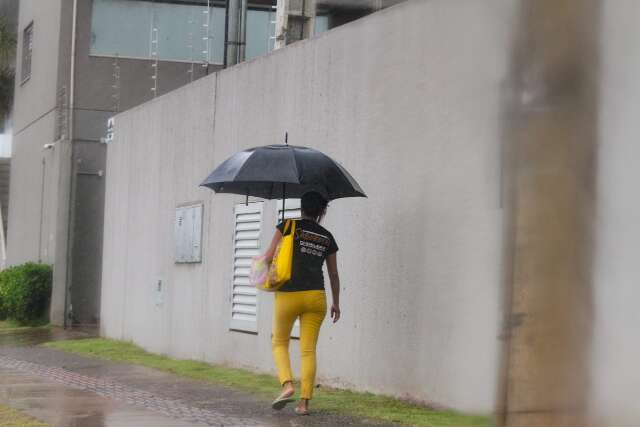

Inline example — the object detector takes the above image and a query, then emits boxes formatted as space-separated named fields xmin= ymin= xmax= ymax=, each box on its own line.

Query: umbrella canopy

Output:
xmin=200 ymin=144 xmax=366 ymax=201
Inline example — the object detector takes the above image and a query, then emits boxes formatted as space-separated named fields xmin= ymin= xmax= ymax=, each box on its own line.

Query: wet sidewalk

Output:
xmin=0 ymin=328 xmax=393 ymax=426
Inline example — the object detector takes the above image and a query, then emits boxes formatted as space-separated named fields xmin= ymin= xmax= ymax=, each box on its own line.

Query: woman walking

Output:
xmin=263 ymin=191 xmax=341 ymax=415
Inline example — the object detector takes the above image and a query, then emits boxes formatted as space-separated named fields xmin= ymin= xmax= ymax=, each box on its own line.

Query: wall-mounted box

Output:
xmin=175 ymin=203 xmax=203 ymax=263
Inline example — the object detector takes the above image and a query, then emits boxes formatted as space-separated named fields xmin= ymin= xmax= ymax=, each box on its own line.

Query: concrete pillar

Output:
xmin=497 ymin=1 xmax=600 ymax=426
xmin=0 ymin=197 xmax=6 ymax=269
xmin=226 ymin=0 xmax=248 ymax=66
xmin=274 ymin=0 xmax=316 ymax=50
xmin=226 ymin=0 xmax=240 ymax=66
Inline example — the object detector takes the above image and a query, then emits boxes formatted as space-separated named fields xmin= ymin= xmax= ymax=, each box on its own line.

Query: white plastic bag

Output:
xmin=249 ymin=255 xmax=269 ymax=289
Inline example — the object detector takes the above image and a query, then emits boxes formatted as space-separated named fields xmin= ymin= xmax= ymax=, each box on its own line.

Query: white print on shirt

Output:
xmin=296 ymin=229 xmax=331 ymax=246
xmin=296 ymin=229 xmax=331 ymax=258
xmin=300 ymin=241 xmax=327 ymax=251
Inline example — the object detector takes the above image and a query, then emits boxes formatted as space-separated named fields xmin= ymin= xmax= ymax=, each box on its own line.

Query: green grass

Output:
xmin=0 ymin=403 xmax=48 ymax=426
xmin=0 ymin=320 xmax=50 ymax=335
xmin=44 ymin=338 xmax=490 ymax=427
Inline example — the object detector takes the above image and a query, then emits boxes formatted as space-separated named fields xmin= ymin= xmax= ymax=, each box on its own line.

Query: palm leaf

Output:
xmin=0 ymin=66 xmax=13 ymax=120
xmin=0 ymin=17 xmax=15 ymax=65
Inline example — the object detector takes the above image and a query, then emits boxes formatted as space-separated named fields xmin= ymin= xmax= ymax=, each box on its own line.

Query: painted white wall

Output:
xmin=591 ymin=1 xmax=640 ymax=425
xmin=101 ymin=0 xmax=515 ymax=413
xmin=0 ymin=117 xmax=12 ymax=158
xmin=0 ymin=133 xmax=11 ymax=158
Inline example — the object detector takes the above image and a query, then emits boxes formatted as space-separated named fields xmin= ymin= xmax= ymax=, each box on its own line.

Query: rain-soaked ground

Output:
xmin=0 ymin=327 xmax=395 ymax=426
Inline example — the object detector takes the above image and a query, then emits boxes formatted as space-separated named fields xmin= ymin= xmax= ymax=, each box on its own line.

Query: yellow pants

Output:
xmin=272 ymin=290 xmax=327 ymax=399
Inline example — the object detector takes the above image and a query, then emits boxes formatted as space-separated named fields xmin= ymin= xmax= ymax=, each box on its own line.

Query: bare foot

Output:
xmin=295 ymin=399 xmax=310 ymax=415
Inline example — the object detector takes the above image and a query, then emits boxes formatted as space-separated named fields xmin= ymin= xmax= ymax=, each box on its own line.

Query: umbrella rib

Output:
xmin=230 ymin=149 xmax=255 ymax=182
xmin=290 ymin=146 xmax=301 ymax=184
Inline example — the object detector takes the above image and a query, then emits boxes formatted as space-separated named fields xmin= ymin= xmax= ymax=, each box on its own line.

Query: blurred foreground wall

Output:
xmin=500 ymin=1 xmax=640 ymax=426
xmin=497 ymin=0 xmax=599 ymax=426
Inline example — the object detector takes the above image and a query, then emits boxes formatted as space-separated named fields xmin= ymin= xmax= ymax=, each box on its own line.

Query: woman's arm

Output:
xmin=263 ymin=229 xmax=283 ymax=262
xmin=326 ymin=253 xmax=341 ymax=323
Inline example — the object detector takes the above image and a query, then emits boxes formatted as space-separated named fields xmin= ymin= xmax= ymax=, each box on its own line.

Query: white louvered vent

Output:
xmin=231 ymin=202 xmax=263 ymax=333
xmin=277 ymin=199 xmax=302 ymax=338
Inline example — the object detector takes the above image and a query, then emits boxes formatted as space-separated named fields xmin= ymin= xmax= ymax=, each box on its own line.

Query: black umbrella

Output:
xmin=200 ymin=143 xmax=366 ymax=221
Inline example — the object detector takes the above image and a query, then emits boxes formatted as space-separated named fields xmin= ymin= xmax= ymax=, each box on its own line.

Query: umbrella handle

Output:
xmin=281 ymin=183 xmax=285 ymax=223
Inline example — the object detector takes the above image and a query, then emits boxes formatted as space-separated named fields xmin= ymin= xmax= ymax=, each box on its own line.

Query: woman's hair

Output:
xmin=301 ymin=191 xmax=328 ymax=223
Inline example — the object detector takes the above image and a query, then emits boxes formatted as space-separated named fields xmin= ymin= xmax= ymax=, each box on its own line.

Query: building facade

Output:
xmin=0 ymin=0 xmax=18 ymax=268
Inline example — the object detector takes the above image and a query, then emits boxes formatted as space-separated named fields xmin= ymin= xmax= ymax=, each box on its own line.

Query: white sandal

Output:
xmin=271 ymin=392 xmax=295 ymax=410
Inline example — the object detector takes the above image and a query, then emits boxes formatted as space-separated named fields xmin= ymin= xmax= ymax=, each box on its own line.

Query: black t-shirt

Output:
xmin=276 ymin=219 xmax=338 ymax=292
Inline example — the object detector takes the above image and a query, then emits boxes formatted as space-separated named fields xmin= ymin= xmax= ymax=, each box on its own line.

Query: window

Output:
xmin=91 ymin=0 xmax=226 ymax=64
xmin=21 ymin=22 xmax=33 ymax=83
xmin=231 ymin=202 xmax=263 ymax=333
xmin=175 ymin=203 xmax=203 ymax=263
xmin=90 ymin=0 xmax=282 ymax=65
xmin=314 ymin=15 xmax=329 ymax=36
xmin=245 ymin=8 xmax=276 ymax=60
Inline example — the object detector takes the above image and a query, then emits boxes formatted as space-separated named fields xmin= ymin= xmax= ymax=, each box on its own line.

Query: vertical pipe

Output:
xmin=223 ymin=0 xmax=229 ymax=68
xmin=281 ymin=184 xmax=285 ymax=224
xmin=238 ymin=0 xmax=247 ymax=62
xmin=299 ymin=0 xmax=305 ymax=40
xmin=226 ymin=0 xmax=240 ymax=66
xmin=0 ymin=196 xmax=5 ymax=270
xmin=38 ymin=157 xmax=45 ymax=263
xmin=63 ymin=0 xmax=79 ymax=328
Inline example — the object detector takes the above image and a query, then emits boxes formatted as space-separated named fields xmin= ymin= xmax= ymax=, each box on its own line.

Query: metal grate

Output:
xmin=21 ymin=22 xmax=33 ymax=83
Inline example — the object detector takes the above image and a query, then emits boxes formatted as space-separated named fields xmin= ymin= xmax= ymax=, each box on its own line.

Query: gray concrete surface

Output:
xmin=0 ymin=328 xmax=395 ymax=426
xmin=101 ymin=0 xmax=515 ymax=413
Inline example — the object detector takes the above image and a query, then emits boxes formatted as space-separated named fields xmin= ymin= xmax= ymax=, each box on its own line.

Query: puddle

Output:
xmin=0 ymin=327 xmax=97 ymax=347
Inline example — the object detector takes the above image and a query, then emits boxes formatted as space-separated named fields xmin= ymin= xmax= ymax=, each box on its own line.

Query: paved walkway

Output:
xmin=0 ymin=327 xmax=394 ymax=426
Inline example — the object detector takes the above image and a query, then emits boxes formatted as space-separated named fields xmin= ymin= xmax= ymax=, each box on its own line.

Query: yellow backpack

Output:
xmin=262 ymin=219 xmax=295 ymax=291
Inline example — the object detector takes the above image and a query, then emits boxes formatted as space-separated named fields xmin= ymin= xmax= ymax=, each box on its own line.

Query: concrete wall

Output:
xmin=102 ymin=0 xmax=514 ymax=412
